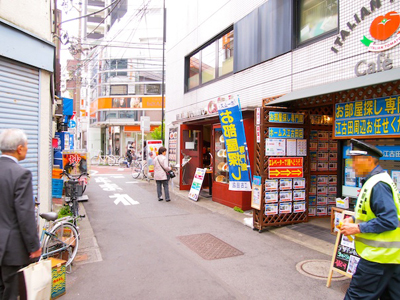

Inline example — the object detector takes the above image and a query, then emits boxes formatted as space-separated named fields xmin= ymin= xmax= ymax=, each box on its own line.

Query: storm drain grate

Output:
xmin=177 ymin=233 xmax=244 ymax=260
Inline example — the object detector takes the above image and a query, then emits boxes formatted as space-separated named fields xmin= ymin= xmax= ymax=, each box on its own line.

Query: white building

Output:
xmin=165 ymin=0 xmax=400 ymax=217
xmin=85 ymin=0 xmax=165 ymax=156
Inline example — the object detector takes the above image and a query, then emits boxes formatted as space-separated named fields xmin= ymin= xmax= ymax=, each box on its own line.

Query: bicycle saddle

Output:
xmin=39 ymin=212 xmax=58 ymax=221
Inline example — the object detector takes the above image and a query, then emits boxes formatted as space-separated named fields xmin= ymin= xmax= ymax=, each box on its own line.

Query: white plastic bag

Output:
xmin=19 ymin=259 xmax=52 ymax=300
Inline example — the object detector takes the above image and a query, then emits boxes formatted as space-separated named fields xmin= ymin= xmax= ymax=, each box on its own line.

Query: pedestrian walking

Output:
xmin=154 ymin=146 xmax=171 ymax=202
xmin=341 ymin=139 xmax=400 ymax=300
xmin=126 ymin=142 xmax=134 ymax=168
xmin=0 ymin=129 xmax=41 ymax=300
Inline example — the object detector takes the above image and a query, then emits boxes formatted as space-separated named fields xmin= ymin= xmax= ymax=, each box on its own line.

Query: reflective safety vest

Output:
xmin=355 ymin=172 xmax=400 ymax=264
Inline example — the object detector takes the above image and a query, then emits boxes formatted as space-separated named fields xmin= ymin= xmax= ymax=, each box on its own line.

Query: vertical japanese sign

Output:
xmin=218 ymin=97 xmax=251 ymax=191
xmin=335 ymin=95 xmax=400 ymax=138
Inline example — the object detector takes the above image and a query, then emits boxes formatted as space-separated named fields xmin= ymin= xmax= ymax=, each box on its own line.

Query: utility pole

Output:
xmin=76 ymin=2 xmax=82 ymax=149
xmin=161 ymin=0 xmax=166 ymax=144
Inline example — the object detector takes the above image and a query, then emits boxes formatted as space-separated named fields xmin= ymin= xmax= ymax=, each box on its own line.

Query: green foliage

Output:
xmin=233 ymin=206 xmax=244 ymax=213
xmin=150 ymin=120 xmax=165 ymax=141
xmin=58 ymin=205 xmax=72 ymax=219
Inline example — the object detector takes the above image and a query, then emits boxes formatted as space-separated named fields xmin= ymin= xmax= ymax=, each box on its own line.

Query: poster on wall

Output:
xmin=297 ymin=139 xmax=307 ymax=156
xmin=265 ymin=139 xmax=286 ymax=156
xmin=188 ymin=168 xmax=207 ymax=201
xmin=62 ymin=150 xmax=89 ymax=176
xmin=218 ymin=96 xmax=251 ymax=191
xmin=392 ymin=170 xmax=400 ymax=191
xmin=251 ymin=175 xmax=262 ymax=210
xmin=147 ymin=140 xmax=163 ymax=176
xmin=168 ymin=127 xmax=178 ymax=168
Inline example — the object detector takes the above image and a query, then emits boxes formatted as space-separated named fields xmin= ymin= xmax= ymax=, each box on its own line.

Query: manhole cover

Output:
xmin=177 ymin=233 xmax=244 ymax=260
xmin=296 ymin=259 xmax=347 ymax=281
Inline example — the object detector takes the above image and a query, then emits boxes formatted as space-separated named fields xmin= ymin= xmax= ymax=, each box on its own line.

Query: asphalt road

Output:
xmin=63 ymin=166 xmax=348 ymax=299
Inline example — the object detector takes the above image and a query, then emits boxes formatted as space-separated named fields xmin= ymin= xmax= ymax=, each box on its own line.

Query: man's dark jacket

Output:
xmin=0 ymin=156 xmax=40 ymax=266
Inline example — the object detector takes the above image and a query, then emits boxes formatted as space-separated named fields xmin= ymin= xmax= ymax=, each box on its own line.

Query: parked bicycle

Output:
xmin=90 ymin=150 xmax=117 ymax=165
xmin=131 ymin=156 xmax=150 ymax=180
xmin=37 ymin=202 xmax=80 ymax=270
xmin=62 ymin=171 xmax=89 ymax=223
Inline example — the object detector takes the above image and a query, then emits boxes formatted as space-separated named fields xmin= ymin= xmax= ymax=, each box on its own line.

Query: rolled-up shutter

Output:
xmin=0 ymin=57 xmax=40 ymax=196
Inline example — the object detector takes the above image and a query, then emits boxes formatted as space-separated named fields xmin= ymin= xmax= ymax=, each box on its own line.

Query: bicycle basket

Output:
xmin=65 ymin=181 xmax=84 ymax=197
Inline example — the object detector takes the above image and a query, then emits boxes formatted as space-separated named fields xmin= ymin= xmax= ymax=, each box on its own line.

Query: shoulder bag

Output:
xmin=157 ymin=157 xmax=176 ymax=179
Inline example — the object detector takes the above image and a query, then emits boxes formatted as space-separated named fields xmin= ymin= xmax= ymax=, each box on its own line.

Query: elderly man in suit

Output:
xmin=0 ymin=129 xmax=41 ymax=300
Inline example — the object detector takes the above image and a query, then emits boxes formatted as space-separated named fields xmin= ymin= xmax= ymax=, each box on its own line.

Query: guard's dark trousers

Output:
xmin=345 ymin=258 xmax=400 ymax=300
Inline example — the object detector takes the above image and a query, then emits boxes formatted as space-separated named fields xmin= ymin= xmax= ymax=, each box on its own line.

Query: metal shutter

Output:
xmin=0 ymin=57 xmax=40 ymax=196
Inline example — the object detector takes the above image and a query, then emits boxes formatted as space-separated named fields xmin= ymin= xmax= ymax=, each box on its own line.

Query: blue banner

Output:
xmin=218 ymin=97 xmax=251 ymax=191
xmin=269 ymin=127 xmax=304 ymax=139
xmin=269 ymin=111 xmax=304 ymax=124
xmin=335 ymin=95 xmax=400 ymax=137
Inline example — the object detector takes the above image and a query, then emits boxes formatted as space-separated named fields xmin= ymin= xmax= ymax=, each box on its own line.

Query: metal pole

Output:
xmin=161 ymin=0 xmax=166 ymax=144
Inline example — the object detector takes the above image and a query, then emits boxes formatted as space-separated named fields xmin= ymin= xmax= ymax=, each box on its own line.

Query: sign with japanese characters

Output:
xmin=335 ymin=95 xmax=400 ymax=138
xmin=268 ymin=157 xmax=303 ymax=178
xmin=268 ymin=157 xmax=303 ymax=168
xmin=218 ymin=97 xmax=251 ymax=191
xmin=269 ymin=111 xmax=304 ymax=124
xmin=269 ymin=128 xmax=304 ymax=139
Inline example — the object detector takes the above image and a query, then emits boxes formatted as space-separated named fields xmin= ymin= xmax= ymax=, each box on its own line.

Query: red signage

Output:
xmin=268 ymin=157 xmax=303 ymax=168
xmin=269 ymin=168 xmax=303 ymax=178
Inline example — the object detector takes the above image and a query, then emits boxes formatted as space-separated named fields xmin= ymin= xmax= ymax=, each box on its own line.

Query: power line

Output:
xmin=59 ymin=0 xmax=120 ymax=26
xmin=86 ymin=0 xmax=123 ymax=39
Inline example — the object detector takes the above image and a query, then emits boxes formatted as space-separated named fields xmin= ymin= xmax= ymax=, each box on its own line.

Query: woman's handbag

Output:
xmin=157 ymin=157 xmax=176 ymax=179
xmin=18 ymin=259 xmax=52 ymax=300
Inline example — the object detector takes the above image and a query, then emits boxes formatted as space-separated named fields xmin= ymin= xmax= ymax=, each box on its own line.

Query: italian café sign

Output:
xmin=331 ymin=1 xmax=399 ymax=54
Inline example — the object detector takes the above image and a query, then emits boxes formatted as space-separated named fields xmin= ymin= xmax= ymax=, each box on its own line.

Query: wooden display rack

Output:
xmin=253 ymin=106 xmax=309 ymax=231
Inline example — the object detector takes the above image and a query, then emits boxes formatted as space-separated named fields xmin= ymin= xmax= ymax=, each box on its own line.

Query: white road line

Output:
xmin=125 ymin=181 xmax=139 ymax=183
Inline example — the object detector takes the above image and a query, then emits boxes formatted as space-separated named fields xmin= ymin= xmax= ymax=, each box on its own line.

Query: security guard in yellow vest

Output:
xmin=341 ymin=139 xmax=400 ymax=300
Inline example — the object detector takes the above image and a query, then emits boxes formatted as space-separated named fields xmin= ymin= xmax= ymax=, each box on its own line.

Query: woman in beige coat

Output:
xmin=154 ymin=146 xmax=172 ymax=201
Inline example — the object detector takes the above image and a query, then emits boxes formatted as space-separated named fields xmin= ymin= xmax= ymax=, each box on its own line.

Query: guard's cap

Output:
xmin=348 ymin=139 xmax=383 ymax=158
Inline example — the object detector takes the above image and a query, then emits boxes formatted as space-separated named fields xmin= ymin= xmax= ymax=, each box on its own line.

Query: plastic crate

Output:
xmin=52 ymin=179 xmax=63 ymax=198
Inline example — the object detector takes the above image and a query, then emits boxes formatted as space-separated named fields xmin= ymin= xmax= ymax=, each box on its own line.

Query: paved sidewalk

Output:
xmin=73 ymin=179 xmax=336 ymax=265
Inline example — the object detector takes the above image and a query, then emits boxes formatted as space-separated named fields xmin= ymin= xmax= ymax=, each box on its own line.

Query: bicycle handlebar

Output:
xmin=61 ymin=171 xmax=90 ymax=180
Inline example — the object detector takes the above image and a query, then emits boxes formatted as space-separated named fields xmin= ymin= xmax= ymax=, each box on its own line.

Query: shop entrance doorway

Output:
xmin=180 ymin=125 xmax=203 ymax=190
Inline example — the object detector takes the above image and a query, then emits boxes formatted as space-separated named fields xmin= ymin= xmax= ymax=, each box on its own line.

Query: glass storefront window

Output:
xmin=188 ymin=53 xmax=200 ymax=89
xmin=201 ymin=43 xmax=216 ymax=84
xmin=218 ymin=30 xmax=234 ymax=77
xmin=299 ymin=0 xmax=338 ymax=43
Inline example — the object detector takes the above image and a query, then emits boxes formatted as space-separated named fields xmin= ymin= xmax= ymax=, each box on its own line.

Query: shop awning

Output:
xmin=266 ymin=68 xmax=400 ymax=106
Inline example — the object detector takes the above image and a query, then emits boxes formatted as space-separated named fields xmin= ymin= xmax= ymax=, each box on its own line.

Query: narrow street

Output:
xmin=63 ymin=166 xmax=349 ymax=300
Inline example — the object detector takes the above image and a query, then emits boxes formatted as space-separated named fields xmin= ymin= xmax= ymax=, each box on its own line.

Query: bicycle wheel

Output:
xmin=143 ymin=163 xmax=151 ymax=179
xmin=91 ymin=156 xmax=100 ymax=165
xmin=131 ymin=161 xmax=142 ymax=179
xmin=43 ymin=222 xmax=79 ymax=267
xmin=106 ymin=156 xmax=116 ymax=165
xmin=117 ymin=156 xmax=125 ymax=167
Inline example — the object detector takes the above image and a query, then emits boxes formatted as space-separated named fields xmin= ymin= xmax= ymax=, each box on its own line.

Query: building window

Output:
xmin=186 ymin=28 xmax=234 ymax=92
xmin=218 ymin=31 xmax=234 ymax=77
xmin=201 ymin=43 xmax=216 ymax=84
xmin=188 ymin=53 xmax=200 ymax=89
xmin=109 ymin=59 xmax=128 ymax=77
xmin=110 ymin=85 xmax=128 ymax=95
xmin=298 ymin=0 xmax=338 ymax=44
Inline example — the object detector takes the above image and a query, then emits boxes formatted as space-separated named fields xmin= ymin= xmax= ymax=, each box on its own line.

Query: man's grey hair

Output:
xmin=0 ymin=129 xmax=28 ymax=152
